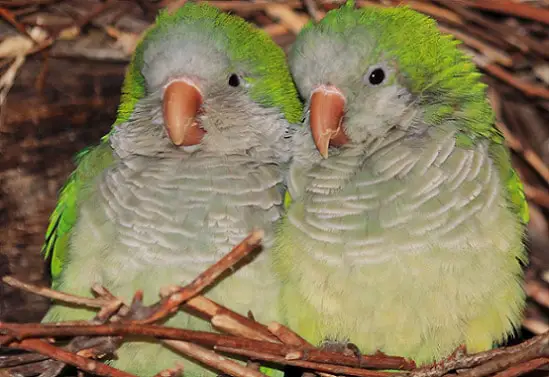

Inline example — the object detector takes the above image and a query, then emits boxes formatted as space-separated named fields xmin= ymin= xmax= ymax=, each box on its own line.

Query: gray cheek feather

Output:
xmin=344 ymin=84 xmax=416 ymax=141
xmin=110 ymin=88 xmax=293 ymax=165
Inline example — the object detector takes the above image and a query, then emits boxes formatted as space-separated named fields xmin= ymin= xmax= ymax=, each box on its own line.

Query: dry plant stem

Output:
xmin=303 ymin=0 xmax=324 ymax=22
xmin=210 ymin=313 xmax=278 ymax=343
xmin=215 ymin=346 xmax=394 ymax=377
xmin=492 ymin=358 xmax=549 ymax=377
xmin=0 ymin=322 xmax=413 ymax=370
xmin=164 ymin=340 xmax=268 ymax=377
xmin=7 ymin=339 xmax=138 ymax=377
xmin=525 ymin=280 xmax=549 ymax=308
xmin=6 ymin=358 xmax=63 ymax=377
xmin=2 ymin=276 xmax=112 ymax=308
xmin=0 ymin=7 xmax=34 ymax=39
xmin=523 ymin=318 xmax=549 ymax=336
xmin=409 ymin=333 xmax=549 ymax=377
xmin=183 ymin=292 xmax=278 ymax=343
xmin=267 ymin=322 xmax=313 ymax=348
xmin=140 ymin=229 xmax=265 ymax=324
xmin=481 ymin=63 xmax=549 ymax=99
xmin=5 ymin=273 xmax=277 ymax=343
xmin=446 ymin=0 xmax=549 ymax=25
xmin=455 ymin=333 xmax=549 ymax=377
xmin=0 ymin=352 xmax=49 ymax=367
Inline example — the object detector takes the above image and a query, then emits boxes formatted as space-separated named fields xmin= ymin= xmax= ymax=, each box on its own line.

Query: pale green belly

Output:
xmin=274 ymin=209 xmax=526 ymax=366
xmin=43 ymin=201 xmax=282 ymax=377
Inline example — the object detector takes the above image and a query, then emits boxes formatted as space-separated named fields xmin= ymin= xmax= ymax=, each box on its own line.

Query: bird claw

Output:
xmin=123 ymin=290 xmax=158 ymax=321
xmin=68 ymin=335 xmax=121 ymax=360
xmin=319 ymin=340 xmax=363 ymax=365
xmin=66 ymin=291 xmax=158 ymax=360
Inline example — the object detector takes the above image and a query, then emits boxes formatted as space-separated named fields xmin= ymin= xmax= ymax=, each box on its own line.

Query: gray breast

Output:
xmin=97 ymin=151 xmax=284 ymax=272
xmin=289 ymin=127 xmax=512 ymax=266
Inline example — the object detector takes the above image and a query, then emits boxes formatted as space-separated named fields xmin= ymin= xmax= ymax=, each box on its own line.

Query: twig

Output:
xmin=267 ymin=322 xmax=313 ymax=348
xmin=6 ymin=339 xmax=138 ymax=377
xmin=214 ymin=346 xmax=395 ymax=377
xmin=0 ymin=322 xmax=414 ymax=370
xmin=303 ymin=0 xmax=324 ymax=22
xmin=0 ymin=352 xmax=49 ymax=368
xmin=265 ymin=4 xmax=309 ymax=34
xmin=140 ymin=229 xmax=265 ymax=324
xmin=6 ymin=358 xmax=64 ymax=377
xmin=525 ymin=280 xmax=549 ymax=309
xmin=164 ymin=340 xmax=268 ymax=377
xmin=2 ymin=276 xmax=114 ymax=308
xmin=446 ymin=0 xmax=549 ymax=25
xmin=492 ymin=358 xmax=549 ymax=377
xmin=0 ymin=7 xmax=36 ymax=40
xmin=523 ymin=183 xmax=549 ymax=209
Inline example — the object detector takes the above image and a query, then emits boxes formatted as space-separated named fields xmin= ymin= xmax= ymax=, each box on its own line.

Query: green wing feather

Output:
xmin=43 ymin=142 xmax=114 ymax=280
xmin=489 ymin=141 xmax=529 ymax=226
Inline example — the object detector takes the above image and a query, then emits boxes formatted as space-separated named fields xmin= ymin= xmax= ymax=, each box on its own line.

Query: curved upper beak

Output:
xmin=309 ymin=85 xmax=349 ymax=158
xmin=162 ymin=78 xmax=206 ymax=146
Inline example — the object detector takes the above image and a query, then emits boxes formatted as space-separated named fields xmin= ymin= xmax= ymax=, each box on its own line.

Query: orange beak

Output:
xmin=162 ymin=79 xmax=206 ymax=146
xmin=309 ymin=85 xmax=349 ymax=158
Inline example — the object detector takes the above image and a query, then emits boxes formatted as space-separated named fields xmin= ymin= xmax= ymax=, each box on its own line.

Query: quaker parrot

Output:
xmin=41 ymin=3 xmax=302 ymax=376
xmin=274 ymin=2 xmax=529 ymax=366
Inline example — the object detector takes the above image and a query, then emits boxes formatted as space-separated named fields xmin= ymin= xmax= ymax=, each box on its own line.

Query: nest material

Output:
xmin=1 ymin=1 xmax=549 ymax=377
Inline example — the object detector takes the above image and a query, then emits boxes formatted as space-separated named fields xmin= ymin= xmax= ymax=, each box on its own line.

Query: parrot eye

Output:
xmin=228 ymin=73 xmax=240 ymax=87
xmin=364 ymin=65 xmax=387 ymax=86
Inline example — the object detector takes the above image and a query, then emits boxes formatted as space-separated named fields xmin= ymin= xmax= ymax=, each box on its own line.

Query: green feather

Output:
xmin=43 ymin=142 xmax=114 ymax=279
xmin=490 ymin=142 xmax=530 ymax=226
xmin=345 ymin=0 xmax=356 ymax=8
xmin=283 ymin=190 xmax=293 ymax=210
xmin=114 ymin=2 xmax=301 ymax=128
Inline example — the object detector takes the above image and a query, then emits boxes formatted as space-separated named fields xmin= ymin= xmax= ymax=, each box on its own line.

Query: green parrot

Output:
xmin=41 ymin=3 xmax=301 ymax=376
xmin=274 ymin=2 xmax=529 ymax=366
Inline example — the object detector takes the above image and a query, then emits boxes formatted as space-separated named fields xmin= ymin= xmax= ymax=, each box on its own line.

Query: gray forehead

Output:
xmin=289 ymin=28 xmax=376 ymax=95
xmin=141 ymin=23 xmax=231 ymax=91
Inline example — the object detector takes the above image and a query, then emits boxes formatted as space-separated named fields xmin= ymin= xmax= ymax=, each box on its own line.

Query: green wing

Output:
xmin=43 ymin=142 xmax=115 ymax=280
xmin=490 ymin=141 xmax=529 ymax=226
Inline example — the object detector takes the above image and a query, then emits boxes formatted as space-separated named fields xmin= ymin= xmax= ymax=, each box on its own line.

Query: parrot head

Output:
xmin=289 ymin=2 xmax=497 ymax=158
xmin=109 ymin=2 xmax=301 ymax=156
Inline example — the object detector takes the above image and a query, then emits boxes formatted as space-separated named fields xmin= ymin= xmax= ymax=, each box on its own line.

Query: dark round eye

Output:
xmin=368 ymin=68 xmax=386 ymax=86
xmin=228 ymin=73 xmax=240 ymax=87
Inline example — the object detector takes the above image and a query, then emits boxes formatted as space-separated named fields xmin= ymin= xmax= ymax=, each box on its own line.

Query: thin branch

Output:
xmin=140 ymin=229 xmax=265 ymax=324
xmin=0 ymin=322 xmax=414 ymax=370
xmin=214 ymin=346 xmax=395 ymax=377
xmin=164 ymin=340 xmax=268 ymax=377
xmin=6 ymin=339 xmax=138 ymax=377
xmin=2 ymin=276 xmax=114 ymax=308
